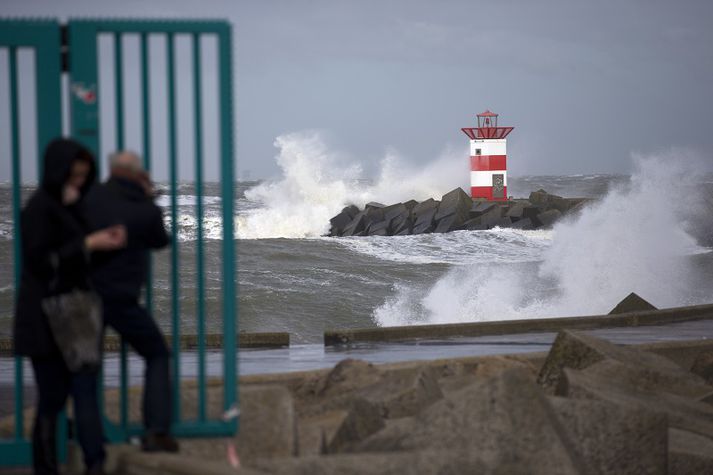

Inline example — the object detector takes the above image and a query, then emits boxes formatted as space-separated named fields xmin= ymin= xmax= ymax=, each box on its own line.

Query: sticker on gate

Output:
xmin=71 ymin=82 xmax=97 ymax=104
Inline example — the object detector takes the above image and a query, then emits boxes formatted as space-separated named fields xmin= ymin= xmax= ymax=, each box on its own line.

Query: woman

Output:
xmin=13 ymin=138 xmax=126 ymax=475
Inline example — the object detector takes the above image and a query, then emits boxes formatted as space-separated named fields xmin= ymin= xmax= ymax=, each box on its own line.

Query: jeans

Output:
xmin=102 ymin=300 xmax=172 ymax=434
xmin=31 ymin=357 xmax=105 ymax=472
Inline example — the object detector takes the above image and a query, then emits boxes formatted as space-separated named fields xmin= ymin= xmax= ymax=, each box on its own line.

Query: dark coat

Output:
xmin=13 ymin=139 xmax=97 ymax=358
xmin=85 ymin=177 xmax=169 ymax=303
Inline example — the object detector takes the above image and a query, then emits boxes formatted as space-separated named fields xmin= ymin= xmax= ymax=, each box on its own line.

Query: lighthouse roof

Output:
xmin=477 ymin=110 xmax=498 ymax=117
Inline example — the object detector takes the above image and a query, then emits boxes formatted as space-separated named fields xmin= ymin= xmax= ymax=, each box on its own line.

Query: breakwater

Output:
xmin=328 ymin=188 xmax=589 ymax=237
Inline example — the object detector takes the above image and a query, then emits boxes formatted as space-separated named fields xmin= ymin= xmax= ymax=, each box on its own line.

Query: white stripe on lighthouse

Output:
xmin=470 ymin=170 xmax=508 ymax=187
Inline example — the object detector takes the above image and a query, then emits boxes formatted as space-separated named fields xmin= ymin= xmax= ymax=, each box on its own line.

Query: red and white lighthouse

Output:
xmin=461 ymin=110 xmax=514 ymax=201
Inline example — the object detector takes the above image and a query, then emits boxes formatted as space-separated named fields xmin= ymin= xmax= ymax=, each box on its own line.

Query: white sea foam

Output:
xmin=237 ymin=131 xmax=468 ymax=239
xmin=335 ymin=228 xmax=552 ymax=265
xmin=374 ymin=151 xmax=711 ymax=327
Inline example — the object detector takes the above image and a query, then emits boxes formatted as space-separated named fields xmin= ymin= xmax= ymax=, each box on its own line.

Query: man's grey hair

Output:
xmin=109 ymin=150 xmax=143 ymax=171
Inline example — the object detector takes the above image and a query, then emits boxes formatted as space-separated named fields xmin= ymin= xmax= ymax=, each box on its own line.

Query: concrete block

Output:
xmin=558 ymin=367 xmax=713 ymax=439
xmin=576 ymin=358 xmax=711 ymax=399
xmin=341 ymin=212 xmax=367 ymax=237
xmin=355 ymin=368 xmax=585 ymax=474
xmin=478 ymin=205 xmax=504 ymax=227
xmin=608 ymin=292 xmax=658 ymax=314
xmin=381 ymin=203 xmax=408 ymax=222
xmin=411 ymin=208 xmax=437 ymax=234
xmin=669 ymin=428 xmax=713 ymax=475
xmin=435 ymin=188 xmax=472 ymax=222
xmin=469 ymin=201 xmax=497 ymax=218
xmin=250 ymin=450 xmax=489 ymax=475
xmin=537 ymin=330 xmax=686 ymax=393
xmin=412 ymin=198 xmax=438 ymax=215
xmin=533 ymin=208 xmax=562 ymax=228
xmin=297 ymin=410 xmax=348 ymax=457
xmin=236 ymin=385 xmax=297 ymax=462
xmin=326 ymin=398 xmax=385 ymax=453
xmin=329 ymin=205 xmax=360 ymax=236
xmin=358 ymin=367 xmax=443 ymax=419
xmin=505 ymin=203 xmax=525 ymax=219
xmin=510 ymin=217 xmax=534 ymax=229
xmin=433 ymin=214 xmax=462 ymax=233
xmin=691 ymin=350 xmax=713 ymax=385
xmin=549 ymin=397 xmax=668 ymax=475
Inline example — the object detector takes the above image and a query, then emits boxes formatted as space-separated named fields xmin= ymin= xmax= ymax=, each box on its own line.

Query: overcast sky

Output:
xmin=2 ymin=0 xmax=712 ymax=181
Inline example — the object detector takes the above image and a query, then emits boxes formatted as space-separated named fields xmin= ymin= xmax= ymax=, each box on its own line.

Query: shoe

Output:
xmin=141 ymin=433 xmax=180 ymax=453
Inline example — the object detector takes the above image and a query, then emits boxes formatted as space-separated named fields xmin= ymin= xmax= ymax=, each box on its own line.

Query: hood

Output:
xmin=40 ymin=138 xmax=97 ymax=201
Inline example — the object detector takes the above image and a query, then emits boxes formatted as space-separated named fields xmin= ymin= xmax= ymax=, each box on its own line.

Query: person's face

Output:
xmin=67 ymin=160 xmax=91 ymax=190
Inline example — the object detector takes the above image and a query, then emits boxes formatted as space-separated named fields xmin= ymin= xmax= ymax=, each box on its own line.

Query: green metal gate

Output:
xmin=1 ymin=18 xmax=238 ymax=467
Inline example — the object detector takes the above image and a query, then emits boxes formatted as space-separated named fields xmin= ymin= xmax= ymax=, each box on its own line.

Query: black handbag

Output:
xmin=41 ymin=252 xmax=102 ymax=371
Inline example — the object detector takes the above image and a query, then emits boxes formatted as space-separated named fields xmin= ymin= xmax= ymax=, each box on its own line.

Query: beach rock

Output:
xmin=341 ymin=212 xmax=367 ymax=237
xmin=478 ymin=205 xmax=504 ymax=228
xmin=510 ymin=217 xmax=534 ymax=230
xmin=326 ymin=398 xmax=385 ymax=453
xmin=366 ymin=219 xmax=390 ymax=236
xmin=460 ymin=218 xmax=488 ymax=231
xmin=533 ymin=209 xmax=562 ymax=228
xmin=434 ymin=188 xmax=472 ymax=222
xmin=574 ymin=358 xmax=712 ymax=399
xmin=411 ymin=208 xmax=437 ymax=234
xmin=236 ymin=385 xmax=298 ymax=462
xmin=528 ymin=189 xmax=551 ymax=206
xmin=557 ymin=367 xmax=713 ymax=438
xmin=357 ymin=367 xmax=443 ymax=419
xmin=250 ymin=450 xmax=489 ymax=475
xmin=668 ymin=428 xmax=713 ymax=475
xmin=549 ymin=397 xmax=667 ymax=475
xmin=314 ymin=359 xmax=383 ymax=398
xmin=469 ymin=201 xmax=497 ymax=218
xmin=392 ymin=218 xmax=413 ymax=235
xmin=608 ymin=292 xmax=658 ymax=314
xmin=537 ymin=330 xmax=686 ymax=392
xmin=297 ymin=410 xmax=348 ymax=456
xmin=505 ymin=203 xmax=526 ymax=219
xmin=355 ymin=368 xmax=585 ymax=474
xmin=691 ymin=350 xmax=713 ymax=385
xmin=382 ymin=203 xmax=408 ymax=222
xmin=329 ymin=205 xmax=359 ymax=236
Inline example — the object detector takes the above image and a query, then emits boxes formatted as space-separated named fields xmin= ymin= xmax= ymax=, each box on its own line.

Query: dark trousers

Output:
xmin=103 ymin=300 xmax=172 ymax=434
xmin=31 ymin=357 xmax=105 ymax=473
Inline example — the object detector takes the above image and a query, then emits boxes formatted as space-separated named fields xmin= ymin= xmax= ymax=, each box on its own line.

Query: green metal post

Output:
xmin=141 ymin=33 xmax=153 ymax=314
xmin=9 ymin=46 xmax=24 ymax=441
xmin=113 ymin=32 xmax=130 ymax=433
xmin=166 ymin=33 xmax=182 ymax=423
xmin=218 ymin=24 xmax=237 ymax=427
xmin=192 ymin=33 xmax=207 ymax=421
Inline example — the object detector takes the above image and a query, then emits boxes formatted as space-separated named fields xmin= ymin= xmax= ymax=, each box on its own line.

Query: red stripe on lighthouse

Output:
xmin=470 ymin=155 xmax=507 ymax=171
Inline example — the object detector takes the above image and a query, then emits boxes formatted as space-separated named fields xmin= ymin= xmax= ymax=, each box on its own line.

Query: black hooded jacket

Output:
xmin=13 ymin=138 xmax=97 ymax=358
xmin=85 ymin=176 xmax=169 ymax=303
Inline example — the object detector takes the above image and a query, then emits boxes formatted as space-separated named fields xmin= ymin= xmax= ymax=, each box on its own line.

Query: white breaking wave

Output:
xmin=237 ymin=131 xmax=469 ymax=239
xmin=374 ymin=151 xmax=710 ymax=327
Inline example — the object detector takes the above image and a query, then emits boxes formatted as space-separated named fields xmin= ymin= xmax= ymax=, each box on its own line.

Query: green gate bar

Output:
xmin=193 ymin=33 xmax=207 ymax=422
xmin=0 ymin=19 xmax=66 ymax=467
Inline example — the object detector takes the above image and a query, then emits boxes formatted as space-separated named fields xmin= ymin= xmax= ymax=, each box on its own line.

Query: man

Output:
xmin=85 ymin=151 xmax=178 ymax=452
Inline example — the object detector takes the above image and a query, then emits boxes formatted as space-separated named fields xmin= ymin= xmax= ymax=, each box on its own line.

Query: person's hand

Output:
xmin=85 ymin=225 xmax=127 ymax=251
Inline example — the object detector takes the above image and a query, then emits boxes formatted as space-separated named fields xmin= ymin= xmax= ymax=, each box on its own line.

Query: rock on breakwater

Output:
xmin=328 ymin=188 xmax=589 ymax=237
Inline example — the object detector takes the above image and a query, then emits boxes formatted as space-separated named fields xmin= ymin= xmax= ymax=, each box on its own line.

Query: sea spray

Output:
xmin=373 ymin=152 xmax=709 ymax=326
xmin=238 ymin=131 xmax=468 ymax=239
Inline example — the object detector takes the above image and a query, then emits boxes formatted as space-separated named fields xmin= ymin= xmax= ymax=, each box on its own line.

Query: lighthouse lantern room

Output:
xmin=461 ymin=110 xmax=514 ymax=201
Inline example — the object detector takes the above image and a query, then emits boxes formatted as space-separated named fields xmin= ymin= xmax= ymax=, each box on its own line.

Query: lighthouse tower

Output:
xmin=461 ymin=110 xmax=514 ymax=201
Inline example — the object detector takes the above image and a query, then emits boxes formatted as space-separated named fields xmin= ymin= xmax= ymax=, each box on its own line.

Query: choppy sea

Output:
xmin=2 ymin=148 xmax=712 ymax=349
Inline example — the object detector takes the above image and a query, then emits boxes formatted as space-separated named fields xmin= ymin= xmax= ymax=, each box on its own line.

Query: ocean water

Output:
xmin=1 ymin=134 xmax=712 ymax=345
